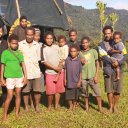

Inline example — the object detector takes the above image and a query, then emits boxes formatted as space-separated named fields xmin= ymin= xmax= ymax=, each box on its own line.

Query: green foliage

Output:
xmin=96 ymin=1 xmax=108 ymax=41
xmin=0 ymin=70 xmax=128 ymax=128
xmin=96 ymin=1 xmax=107 ymax=15
xmin=109 ymin=13 xmax=119 ymax=31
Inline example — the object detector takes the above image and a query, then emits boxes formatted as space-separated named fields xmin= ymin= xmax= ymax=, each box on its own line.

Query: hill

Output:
xmin=64 ymin=3 xmax=128 ymax=43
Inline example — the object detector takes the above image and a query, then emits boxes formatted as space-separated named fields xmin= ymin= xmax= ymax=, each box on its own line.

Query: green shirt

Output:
xmin=1 ymin=49 xmax=24 ymax=78
xmin=80 ymin=49 xmax=98 ymax=79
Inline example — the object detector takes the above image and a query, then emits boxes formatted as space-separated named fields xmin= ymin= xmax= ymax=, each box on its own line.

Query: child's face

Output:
xmin=34 ymin=32 xmax=40 ymax=42
xmin=58 ymin=39 xmax=66 ymax=47
xmin=114 ymin=35 xmax=121 ymax=43
xmin=45 ymin=35 xmax=54 ymax=46
xmin=0 ymin=28 xmax=3 ymax=38
xmin=70 ymin=48 xmax=78 ymax=58
xmin=9 ymin=40 xmax=18 ymax=50
xmin=81 ymin=39 xmax=90 ymax=50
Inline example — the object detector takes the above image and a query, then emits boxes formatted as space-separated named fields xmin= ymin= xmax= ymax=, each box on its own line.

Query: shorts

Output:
xmin=22 ymin=77 xmax=43 ymax=93
xmin=65 ymin=88 xmax=79 ymax=100
xmin=45 ymin=70 xmax=65 ymax=95
xmin=6 ymin=78 xmax=24 ymax=89
xmin=81 ymin=78 xmax=101 ymax=97
xmin=104 ymin=72 xmax=123 ymax=93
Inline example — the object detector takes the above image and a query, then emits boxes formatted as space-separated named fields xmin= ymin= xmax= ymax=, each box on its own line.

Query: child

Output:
xmin=80 ymin=36 xmax=102 ymax=112
xmin=54 ymin=35 xmax=69 ymax=82
xmin=34 ymin=28 xmax=43 ymax=47
xmin=1 ymin=34 xmax=27 ymax=121
xmin=65 ymin=45 xmax=82 ymax=110
xmin=107 ymin=32 xmax=126 ymax=81
xmin=42 ymin=32 xmax=65 ymax=110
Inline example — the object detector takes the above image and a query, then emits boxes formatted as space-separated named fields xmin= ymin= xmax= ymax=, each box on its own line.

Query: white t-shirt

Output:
xmin=19 ymin=40 xmax=41 ymax=79
xmin=43 ymin=44 xmax=60 ymax=74
xmin=59 ymin=44 xmax=69 ymax=60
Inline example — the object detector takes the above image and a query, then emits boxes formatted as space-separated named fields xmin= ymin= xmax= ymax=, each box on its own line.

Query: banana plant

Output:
xmin=101 ymin=14 xmax=108 ymax=27
xmin=109 ymin=13 xmax=119 ymax=31
xmin=96 ymin=1 xmax=108 ymax=41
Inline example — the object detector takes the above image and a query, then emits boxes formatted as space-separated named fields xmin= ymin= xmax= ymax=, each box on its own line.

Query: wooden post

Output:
xmin=53 ymin=0 xmax=63 ymax=15
xmin=15 ymin=0 xmax=21 ymax=18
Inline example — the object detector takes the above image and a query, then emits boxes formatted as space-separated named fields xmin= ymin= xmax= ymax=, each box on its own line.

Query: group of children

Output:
xmin=0 ymin=26 xmax=125 ymax=121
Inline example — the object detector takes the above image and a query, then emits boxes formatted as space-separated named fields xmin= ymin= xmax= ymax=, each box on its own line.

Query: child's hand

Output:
xmin=22 ymin=77 xmax=28 ymax=85
xmin=64 ymin=80 xmax=67 ymax=87
xmin=94 ymin=76 xmax=98 ymax=84
xmin=77 ymin=82 xmax=81 ymax=88
xmin=54 ymin=67 xmax=62 ymax=73
xmin=81 ymin=58 xmax=86 ymax=65
xmin=1 ymin=78 xmax=6 ymax=86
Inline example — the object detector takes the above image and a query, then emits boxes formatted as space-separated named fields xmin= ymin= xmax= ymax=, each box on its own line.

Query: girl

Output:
xmin=41 ymin=32 xmax=65 ymax=110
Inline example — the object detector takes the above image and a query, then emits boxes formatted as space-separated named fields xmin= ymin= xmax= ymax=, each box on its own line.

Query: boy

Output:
xmin=68 ymin=29 xmax=81 ymax=49
xmin=54 ymin=35 xmax=69 ymax=82
xmin=1 ymin=34 xmax=27 ymax=121
xmin=80 ymin=36 xmax=102 ymax=112
xmin=106 ymin=32 xmax=126 ymax=81
xmin=65 ymin=45 xmax=82 ymax=110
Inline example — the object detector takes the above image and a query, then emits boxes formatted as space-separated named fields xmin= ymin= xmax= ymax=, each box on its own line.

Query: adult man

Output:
xmin=0 ymin=26 xmax=8 ymax=105
xmin=19 ymin=27 xmax=43 ymax=112
xmin=98 ymin=26 xmax=125 ymax=113
xmin=13 ymin=16 xmax=28 ymax=41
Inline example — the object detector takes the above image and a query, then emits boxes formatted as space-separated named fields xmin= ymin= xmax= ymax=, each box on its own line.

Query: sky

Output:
xmin=64 ymin=0 xmax=128 ymax=10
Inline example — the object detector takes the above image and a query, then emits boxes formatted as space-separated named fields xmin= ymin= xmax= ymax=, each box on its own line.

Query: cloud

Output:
xmin=112 ymin=2 xmax=128 ymax=10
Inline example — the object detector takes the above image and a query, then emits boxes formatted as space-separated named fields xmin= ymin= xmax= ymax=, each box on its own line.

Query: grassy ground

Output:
xmin=0 ymin=70 xmax=128 ymax=128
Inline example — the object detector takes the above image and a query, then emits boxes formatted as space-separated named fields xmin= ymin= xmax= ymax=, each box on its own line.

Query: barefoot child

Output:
xmin=108 ymin=32 xmax=126 ymax=81
xmin=42 ymin=32 xmax=65 ymax=110
xmin=1 ymin=34 xmax=27 ymax=121
xmin=80 ymin=36 xmax=102 ymax=112
xmin=54 ymin=35 xmax=69 ymax=82
xmin=65 ymin=45 xmax=82 ymax=110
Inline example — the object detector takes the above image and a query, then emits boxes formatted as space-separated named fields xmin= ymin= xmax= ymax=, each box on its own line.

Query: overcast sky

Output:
xmin=64 ymin=0 xmax=128 ymax=10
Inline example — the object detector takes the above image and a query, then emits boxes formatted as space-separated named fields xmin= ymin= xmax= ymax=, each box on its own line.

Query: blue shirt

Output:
xmin=65 ymin=56 xmax=82 ymax=88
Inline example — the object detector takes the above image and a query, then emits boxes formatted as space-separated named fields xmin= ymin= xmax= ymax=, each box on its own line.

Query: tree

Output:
xmin=109 ymin=13 xmax=119 ymax=31
xmin=96 ymin=1 xmax=108 ymax=41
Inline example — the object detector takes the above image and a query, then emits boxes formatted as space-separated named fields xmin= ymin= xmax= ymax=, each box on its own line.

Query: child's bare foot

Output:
xmin=15 ymin=113 xmax=20 ymax=119
xmin=36 ymin=109 xmax=42 ymax=113
xmin=31 ymin=104 xmax=35 ymax=109
xmin=72 ymin=105 xmax=76 ymax=110
xmin=55 ymin=105 xmax=59 ymax=111
xmin=75 ymin=102 xmax=80 ymax=108
xmin=98 ymin=108 xmax=103 ymax=113
xmin=108 ymin=107 xmax=113 ymax=113
xmin=35 ymin=106 xmax=42 ymax=113
xmin=113 ymin=107 xmax=118 ymax=113
xmin=53 ymin=79 xmax=57 ymax=83
xmin=67 ymin=106 xmax=73 ymax=111
xmin=47 ymin=106 xmax=51 ymax=111
xmin=3 ymin=115 xmax=7 ymax=122
xmin=25 ymin=106 xmax=29 ymax=112
xmin=114 ymin=77 xmax=120 ymax=82
xmin=85 ymin=106 xmax=89 ymax=112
